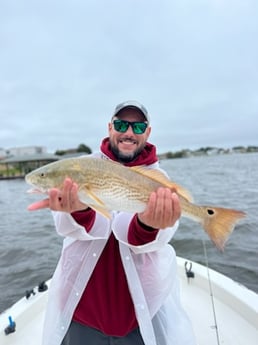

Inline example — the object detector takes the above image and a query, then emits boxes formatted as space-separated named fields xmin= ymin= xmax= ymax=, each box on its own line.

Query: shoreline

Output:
xmin=0 ymin=175 xmax=25 ymax=181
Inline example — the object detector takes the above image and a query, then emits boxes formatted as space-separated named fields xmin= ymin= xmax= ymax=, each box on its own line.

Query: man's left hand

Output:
xmin=137 ymin=187 xmax=181 ymax=229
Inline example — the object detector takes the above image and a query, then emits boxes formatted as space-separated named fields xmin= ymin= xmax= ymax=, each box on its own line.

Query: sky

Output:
xmin=1 ymin=0 xmax=258 ymax=155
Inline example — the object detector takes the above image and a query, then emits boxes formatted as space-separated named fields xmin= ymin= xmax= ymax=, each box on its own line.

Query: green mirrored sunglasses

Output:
xmin=112 ymin=119 xmax=148 ymax=134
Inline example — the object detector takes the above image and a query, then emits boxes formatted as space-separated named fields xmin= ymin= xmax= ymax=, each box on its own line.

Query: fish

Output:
xmin=25 ymin=156 xmax=246 ymax=250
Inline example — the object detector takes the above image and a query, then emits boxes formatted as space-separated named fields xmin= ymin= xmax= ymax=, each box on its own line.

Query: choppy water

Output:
xmin=0 ymin=153 xmax=257 ymax=312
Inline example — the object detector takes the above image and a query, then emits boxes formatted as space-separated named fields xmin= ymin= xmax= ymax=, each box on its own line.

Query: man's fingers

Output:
xmin=28 ymin=198 xmax=50 ymax=211
xmin=27 ymin=180 xmax=88 ymax=212
xmin=171 ymin=192 xmax=181 ymax=219
xmin=138 ymin=188 xmax=181 ymax=229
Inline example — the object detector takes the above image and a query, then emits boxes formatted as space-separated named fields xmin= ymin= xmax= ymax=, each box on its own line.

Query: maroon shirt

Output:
xmin=72 ymin=139 xmax=159 ymax=336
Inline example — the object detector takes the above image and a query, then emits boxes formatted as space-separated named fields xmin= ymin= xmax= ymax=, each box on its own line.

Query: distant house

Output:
xmin=0 ymin=148 xmax=6 ymax=159
xmin=0 ymin=146 xmax=58 ymax=179
xmin=6 ymin=146 xmax=47 ymax=157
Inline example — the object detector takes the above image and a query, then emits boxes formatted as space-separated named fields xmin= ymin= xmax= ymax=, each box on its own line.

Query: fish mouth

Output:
xmin=26 ymin=187 xmax=47 ymax=194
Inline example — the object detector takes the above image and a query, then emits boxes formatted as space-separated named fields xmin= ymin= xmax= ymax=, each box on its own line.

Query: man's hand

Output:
xmin=137 ymin=188 xmax=181 ymax=229
xmin=28 ymin=178 xmax=88 ymax=213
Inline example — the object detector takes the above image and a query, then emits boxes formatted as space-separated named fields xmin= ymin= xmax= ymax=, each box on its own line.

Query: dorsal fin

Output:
xmin=130 ymin=166 xmax=193 ymax=202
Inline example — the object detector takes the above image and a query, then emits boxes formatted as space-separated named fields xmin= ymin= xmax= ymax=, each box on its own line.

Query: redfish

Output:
xmin=25 ymin=156 xmax=246 ymax=250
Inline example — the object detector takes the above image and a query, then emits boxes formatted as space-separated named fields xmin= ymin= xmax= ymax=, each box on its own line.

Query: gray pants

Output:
xmin=61 ymin=321 xmax=145 ymax=345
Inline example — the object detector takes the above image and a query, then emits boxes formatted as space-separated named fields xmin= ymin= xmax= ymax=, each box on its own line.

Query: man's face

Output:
xmin=108 ymin=108 xmax=151 ymax=163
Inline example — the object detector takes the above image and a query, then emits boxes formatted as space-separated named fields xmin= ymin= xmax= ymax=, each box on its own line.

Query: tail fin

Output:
xmin=201 ymin=206 xmax=246 ymax=250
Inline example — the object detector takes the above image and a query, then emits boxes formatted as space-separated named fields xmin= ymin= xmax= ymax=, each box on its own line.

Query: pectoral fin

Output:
xmin=79 ymin=185 xmax=111 ymax=219
xmin=81 ymin=184 xmax=106 ymax=207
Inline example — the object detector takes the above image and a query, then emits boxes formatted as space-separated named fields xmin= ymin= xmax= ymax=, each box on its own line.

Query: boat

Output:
xmin=0 ymin=257 xmax=257 ymax=345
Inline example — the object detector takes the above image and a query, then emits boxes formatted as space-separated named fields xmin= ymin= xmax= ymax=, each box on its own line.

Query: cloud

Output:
xmin=0 ymin=0 xmax=257 ymax=153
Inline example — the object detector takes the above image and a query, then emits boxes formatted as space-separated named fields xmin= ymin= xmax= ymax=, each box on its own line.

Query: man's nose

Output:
xmin=125 ymin=124 xmax=135 ymax=135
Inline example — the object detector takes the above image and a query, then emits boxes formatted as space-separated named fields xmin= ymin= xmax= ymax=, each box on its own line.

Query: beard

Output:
xmin=109 ymin=139 xmax=144 ymax=163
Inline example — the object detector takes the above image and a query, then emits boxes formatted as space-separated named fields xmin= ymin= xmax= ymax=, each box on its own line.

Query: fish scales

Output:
xmin=25 ymin=156 xmax=246 ymax=250
xmin=75 ymin=158 xmax=161 ymax=210
xmin=79 ymin=167 xmax=160 ymax=212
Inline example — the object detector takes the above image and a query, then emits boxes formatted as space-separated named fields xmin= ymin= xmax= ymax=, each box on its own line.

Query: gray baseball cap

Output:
xmin=112 ymin=100 xmax=150 ymax=123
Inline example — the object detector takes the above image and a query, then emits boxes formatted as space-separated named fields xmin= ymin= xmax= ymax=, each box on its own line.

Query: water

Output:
xmin=0 ymin=153 xmax=257 ymax=312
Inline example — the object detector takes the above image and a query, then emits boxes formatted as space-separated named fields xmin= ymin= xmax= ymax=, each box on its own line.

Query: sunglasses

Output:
xmin=112 ymin=119 xmax=148 ymax=134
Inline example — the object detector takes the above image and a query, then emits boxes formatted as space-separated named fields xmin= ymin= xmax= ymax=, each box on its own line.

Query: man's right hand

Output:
xmin=28 ymin=178 xmax=88 ymax=213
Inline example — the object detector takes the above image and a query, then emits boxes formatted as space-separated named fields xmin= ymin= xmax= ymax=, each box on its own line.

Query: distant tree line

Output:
xmin=55 ymin=143 xmax=92 ymax=156
xmin=54 ymin=144 xmax=258 ymax=159
xmin=162 ymin=145 xmax=258 ymax=159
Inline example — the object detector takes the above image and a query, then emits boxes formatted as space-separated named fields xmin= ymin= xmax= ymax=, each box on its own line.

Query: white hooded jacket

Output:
xmin=41 ymin=155 xmax=196 ymax=345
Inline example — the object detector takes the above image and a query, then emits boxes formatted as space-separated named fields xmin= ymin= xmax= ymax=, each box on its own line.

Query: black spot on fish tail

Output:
xmin=207 ymin=209 xmax=215 ymax=215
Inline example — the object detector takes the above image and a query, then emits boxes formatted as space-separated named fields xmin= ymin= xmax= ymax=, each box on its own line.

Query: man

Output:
xmin=29 ymin=101 xmax=196 ymax=345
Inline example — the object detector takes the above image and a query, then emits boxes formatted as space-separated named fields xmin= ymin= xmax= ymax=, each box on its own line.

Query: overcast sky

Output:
xmin=1 ymin=0 xmax=257 ymax=154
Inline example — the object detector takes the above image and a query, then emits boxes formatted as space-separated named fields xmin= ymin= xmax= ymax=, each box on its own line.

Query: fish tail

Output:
xmin=201 ymin=206 xmax=246 ymax=251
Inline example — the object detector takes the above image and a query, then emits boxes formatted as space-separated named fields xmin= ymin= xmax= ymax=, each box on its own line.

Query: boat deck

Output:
xmin=0 ymin=257 xmax=257 ymax=344
xmin=177 ymin=257 xmax=258 ymax=344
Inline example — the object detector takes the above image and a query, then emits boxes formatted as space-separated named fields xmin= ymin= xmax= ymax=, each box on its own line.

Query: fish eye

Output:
xmin=40 ymin=173 xmax=45 ymax=178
